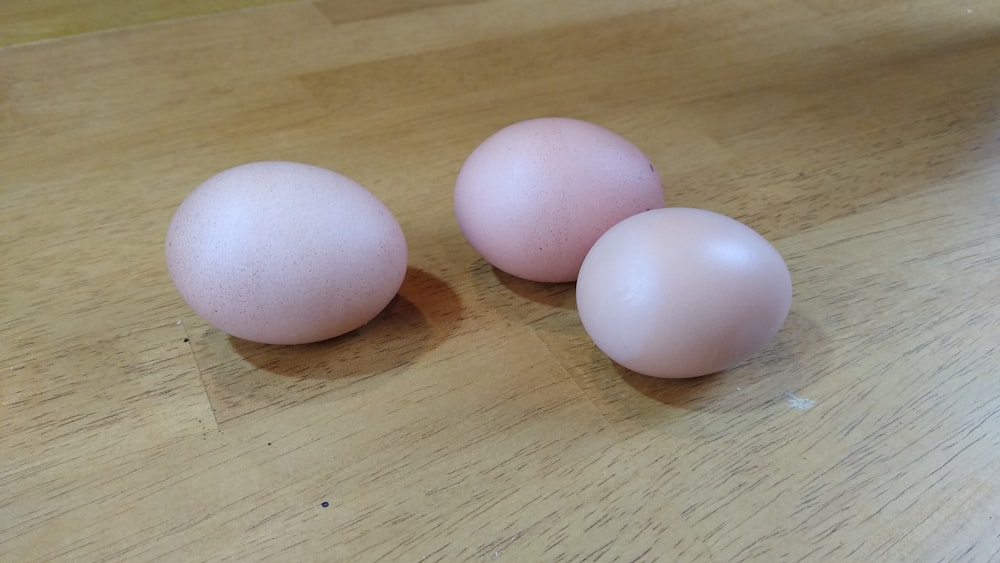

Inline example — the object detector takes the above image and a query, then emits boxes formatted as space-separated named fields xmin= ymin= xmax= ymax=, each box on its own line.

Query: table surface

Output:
xmin=3 ymin=1 xmax=1000 ymax=561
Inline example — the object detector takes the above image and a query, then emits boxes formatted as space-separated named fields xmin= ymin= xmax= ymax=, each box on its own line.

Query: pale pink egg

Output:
xmin=576 ymin=208 xmax=792 ymax=379
xmin=165 ymin=161 xmax=407 ymax=345
xmin=454 ymin=117 xmax=664 ymax=283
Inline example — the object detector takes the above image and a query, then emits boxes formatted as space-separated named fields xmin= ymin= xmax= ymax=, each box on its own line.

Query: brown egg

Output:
xmin=454 ymin=117 xmax=664 ymax=283
xmin=165 ymin=161 xmax=407 ymax=345
xmin=576 ymin=208 xmax=792 ymax=378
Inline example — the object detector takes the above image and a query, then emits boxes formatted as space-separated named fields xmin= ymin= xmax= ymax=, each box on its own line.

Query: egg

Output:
xmin=576 ymin=208 xmax=792 ymax=379
xmin=454 ymin=117 xmax=664 ymax=283
xmin=165 ymin=161 xmax=408 ymax=345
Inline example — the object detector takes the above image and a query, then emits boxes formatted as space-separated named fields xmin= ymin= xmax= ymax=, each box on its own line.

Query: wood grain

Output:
xmin=3 ymin=0 xmax=1000 ymax=561
xmin=0 ymin=0 xmax=299 ymax=47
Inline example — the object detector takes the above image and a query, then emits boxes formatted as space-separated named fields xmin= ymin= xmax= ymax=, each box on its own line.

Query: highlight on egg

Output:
xmin=575 ymin=207 xmax=792 ymax=379
xmin=454 ymin=117 xmax=665 ymax=283
xmin=165 ymin=161 xmax=408 ymax=345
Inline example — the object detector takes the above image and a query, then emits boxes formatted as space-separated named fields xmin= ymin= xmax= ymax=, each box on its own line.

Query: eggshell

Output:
xmin=576 ymin=208 xmax=792 ymax=378
xmin=454 ymin=117 xmax=664 ymax=283
xmin=165 ymin=161 xmax=407 ymax=345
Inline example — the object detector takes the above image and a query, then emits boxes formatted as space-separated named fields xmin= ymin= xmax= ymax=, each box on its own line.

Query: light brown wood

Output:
xmin=0 ymin=0 xmax=299 ymax=48
xmin=3 ymin=0 xmax=1000 ymax=560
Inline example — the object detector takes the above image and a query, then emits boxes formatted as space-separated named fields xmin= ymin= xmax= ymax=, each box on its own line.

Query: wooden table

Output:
xmin=3 ymin=1 xmax=1000 ymax=560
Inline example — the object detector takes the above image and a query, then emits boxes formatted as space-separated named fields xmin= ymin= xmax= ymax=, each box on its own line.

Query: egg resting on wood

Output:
xmin=165 ymin=161 xmax=408 ymax=345
xmin=576 ymin=207 xmax=792 ymax=378
xmin=454 ymin=117 xmax=665 ymax=283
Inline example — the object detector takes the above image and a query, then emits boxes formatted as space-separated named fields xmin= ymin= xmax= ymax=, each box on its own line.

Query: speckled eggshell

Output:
xmin=454 ymin=117 xmax=665 ymax=283
xmin=576 ymin=208 xmax=792 ymax=379
xmin=165 ymin=161 xmax=408 ymax=345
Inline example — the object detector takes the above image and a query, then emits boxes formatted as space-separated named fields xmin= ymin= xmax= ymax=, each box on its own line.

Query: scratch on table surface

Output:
xmin=783 ymin=391 xmax=815 ymax=410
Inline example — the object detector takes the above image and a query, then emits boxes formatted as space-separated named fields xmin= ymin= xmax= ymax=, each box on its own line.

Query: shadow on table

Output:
xmin=492 ymin=266 xmax=577 ymax=310
xmin=228 ymin=266 xmax=462 ymax=380
xmin=614 ymin=309 xmax=827 ymax=414
xmin=192 ymin=267 xmax=462 ymax=424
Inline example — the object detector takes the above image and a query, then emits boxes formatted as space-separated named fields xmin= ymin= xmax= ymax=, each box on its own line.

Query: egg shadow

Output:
xmin=614 ymin=309 xmax=827 ymax=413
xmin=228 ymin=266 xmax=463 ymax=381
xmin=461 ymin=259 xmax=580 ymax=331
xmin=491 ymin=266 xmax=578 ymax=310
